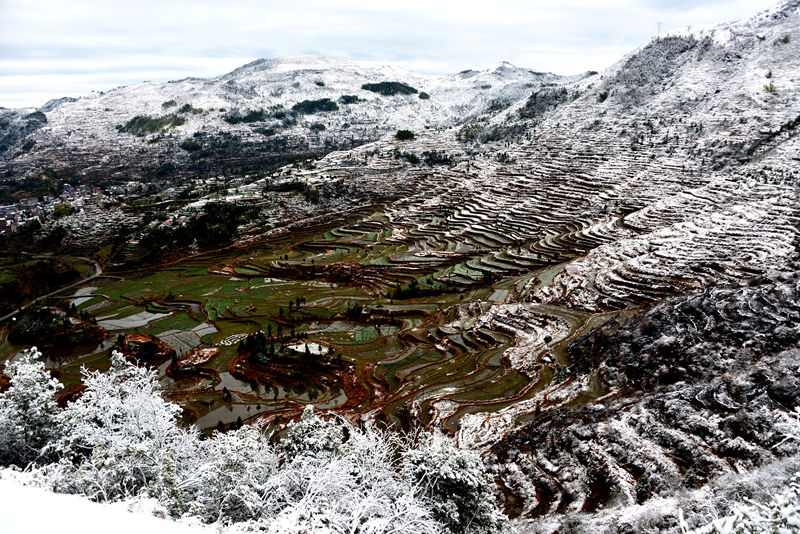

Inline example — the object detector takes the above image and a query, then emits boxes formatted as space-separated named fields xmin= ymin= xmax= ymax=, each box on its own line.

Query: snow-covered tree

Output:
xmin=402 ymin=431 xmax=507 ymax=534
xmin=183 ymin=424 xmax=278 ymax=523
xmin=262 ymin=410 xmax=444 ymax=534
xmin=685 ymin=472 xmax=800 ymax=534
xmin=0 ymin=347 xmax=63 ymax=467
xmin=48 ymin=351 xmax=196 ymax=502
xmin=280 ymin=404 xmax=344 ymax=460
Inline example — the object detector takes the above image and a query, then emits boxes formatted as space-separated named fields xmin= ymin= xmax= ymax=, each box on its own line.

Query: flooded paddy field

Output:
xmin=1 ymin=207 xmax=617 ymax=432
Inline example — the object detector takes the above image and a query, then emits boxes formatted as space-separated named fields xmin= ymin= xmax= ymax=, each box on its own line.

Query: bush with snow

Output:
xmin=46 ymin=351 xmax=195 ymax=503
xmin=0 ymin=348 xmax=507 ymax=533
xmin=0 ymin=347 xmax=63 ymax=467
xmin=685 ymin=472 xmax=800 ymax=533
xmin=403 ymin=431 xmax=507 ymax=534
xmin=182 ymin=425 xmax=276 ymax=523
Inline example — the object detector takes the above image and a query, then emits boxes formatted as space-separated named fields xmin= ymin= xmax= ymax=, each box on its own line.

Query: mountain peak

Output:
xmin=227 ymin=55 xmax=361 ymax=77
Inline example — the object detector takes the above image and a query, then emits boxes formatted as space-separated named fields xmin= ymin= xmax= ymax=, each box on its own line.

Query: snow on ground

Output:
xmin=0 ymin=471 xmax=214 ymax=534
xmin=285 ymin=341 xmax=328 ymax=356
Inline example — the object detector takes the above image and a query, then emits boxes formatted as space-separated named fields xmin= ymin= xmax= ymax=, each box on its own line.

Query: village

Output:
xmin=0 ymin=173 xmax=252 ymax=236
xmin=0 ymin=181 xmax=145 ymax=234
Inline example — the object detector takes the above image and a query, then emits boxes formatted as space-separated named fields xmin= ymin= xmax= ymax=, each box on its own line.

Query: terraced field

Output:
xmin=3 ymin=119 xmax=797 ymax=437
xmin=7 ymin=203 xmax=614 ymax=432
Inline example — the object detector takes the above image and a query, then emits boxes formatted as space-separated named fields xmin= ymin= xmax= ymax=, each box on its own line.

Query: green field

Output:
xmin=0 ymin=208 xmax=614 ymax=432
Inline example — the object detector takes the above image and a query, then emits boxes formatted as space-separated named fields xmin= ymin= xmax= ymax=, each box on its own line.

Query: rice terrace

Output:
xmin=0 ymin=202 xmax=617 ymax=434
xmin=3 ymin=3 xmax=800 ymax=530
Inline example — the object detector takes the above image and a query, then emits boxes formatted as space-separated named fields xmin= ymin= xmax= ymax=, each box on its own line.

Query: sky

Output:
xmin=0 ymin=0 xmax=779 ymax=109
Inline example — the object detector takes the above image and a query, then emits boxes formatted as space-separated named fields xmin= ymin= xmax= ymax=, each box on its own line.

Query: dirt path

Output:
xmin=0 ymin=255 xmax=102 ymax=324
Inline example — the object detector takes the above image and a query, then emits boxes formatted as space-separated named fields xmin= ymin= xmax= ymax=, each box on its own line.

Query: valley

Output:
xmin=1 ymin=2 xmax=800 ymax=531
xmin=1 ymin=203 xmax=616 ymax=437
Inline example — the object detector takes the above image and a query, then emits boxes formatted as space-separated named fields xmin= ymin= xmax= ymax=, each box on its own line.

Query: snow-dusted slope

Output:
xmin=0 ymin=55 xmax=572 ymax=181
xmin=187 ymin=3 xmax=800 ymax=527
xmin=0 ymin=472 xmax=211 ymax=534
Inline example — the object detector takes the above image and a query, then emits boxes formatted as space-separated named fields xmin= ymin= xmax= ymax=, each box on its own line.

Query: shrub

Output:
xmin=339 ymin=94 xmax=360 ymax=104
xmin=302 ymin=187 xmax=320 ymax=203
xmin=488 ymin=100 xmax=510 ymax=111
xmin=402 ymin=432 xmax=506 ymax=534
xmin=161 ymin=99 xmax=177 ymax=109
xmin=361 ymin=81 xmax=418 ymax=96
xmin=314 ymin=80 xmax=325 ymax=87
xmin=422 ymin=150 xmax=453 ymax=166
xmin=598 ymin=91 xmax=609 ymax=102
xmin=282 ymin=405 xmax=343 ymax=460
xmin=223 ymin=109 xmax=267 ymax=124
xmin=457 ymin=124 xmax=484 ymax=141
xmin=117 ymin=114 xmax=185 ymax=136
xmin=418 ymin=92 xmax=430 ymax=100
xmin=178 ymin=104 xmax=203 ymax=115
xmin=0 ymin=347 xmax=63 ymax=466
xmin=179 ymin=139 xmax=202 ymax=152
xmin=309 ymin=122 xmax=326 ymax=132
xmin=403 ymin=152 xmax=420 ymax=164
xmin=765 ymin=82 xmax=777 ymax=93
xmin=395 ymin=129 xmax=415 ymax=141
xmin=291 ymin=98 xmax=338 ymax=114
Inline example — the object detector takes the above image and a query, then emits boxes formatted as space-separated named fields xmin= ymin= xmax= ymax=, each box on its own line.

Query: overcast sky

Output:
xmin=0 ymin=0 xmax=778 ymax=108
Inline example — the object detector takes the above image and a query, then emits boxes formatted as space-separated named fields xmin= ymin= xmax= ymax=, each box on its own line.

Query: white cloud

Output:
xmin=0 ymin=0 xmax=779 ymax=108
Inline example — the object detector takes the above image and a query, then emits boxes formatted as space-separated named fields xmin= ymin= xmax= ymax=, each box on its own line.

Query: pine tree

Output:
xmin=0 ymin=347 xmax=63 ymax=466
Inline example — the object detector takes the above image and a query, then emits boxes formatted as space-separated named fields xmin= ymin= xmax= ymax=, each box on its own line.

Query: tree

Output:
xmin=361 ymin=81 xmax=418 ymax=96
xmin=688 ymin=471 xmax=800 ymax=534
xmin=0 ymin=347 xmax=63 ymax=466
xmin=183 ymin=424 xmax=277 ymax=523
xmin=281 ymin=405 xmax=344 ymax=460
xmin=49 ymin=351 xmax=195 ymax=504
xmin=402 ymin=432 xmax=506 ymax=534
xmin=396 ymin=129 xmax=415 ymax=141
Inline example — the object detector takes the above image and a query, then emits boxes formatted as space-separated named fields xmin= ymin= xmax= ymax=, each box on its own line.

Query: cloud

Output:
xmin=0 ymin=0 xmax=779 ymax=108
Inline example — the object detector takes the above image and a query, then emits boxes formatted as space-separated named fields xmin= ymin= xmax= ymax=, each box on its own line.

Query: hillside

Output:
xmin=0 ymin=471 xmax=211 ymax=534
xmin=1 ymin=1 xmax=799 ymax=534
xmin=0 ymin=56 xmax=572 ymax=182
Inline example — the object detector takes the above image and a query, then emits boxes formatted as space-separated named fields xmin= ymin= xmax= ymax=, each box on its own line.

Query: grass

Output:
xmin=143 ymin=312 xmax=199 ymax=335
xmin=76 ymin=295 xmax=104 ymax=310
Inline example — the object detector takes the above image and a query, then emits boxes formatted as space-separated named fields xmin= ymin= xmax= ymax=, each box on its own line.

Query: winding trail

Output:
xmin=0 ymin=255 xmax=102 ymax=324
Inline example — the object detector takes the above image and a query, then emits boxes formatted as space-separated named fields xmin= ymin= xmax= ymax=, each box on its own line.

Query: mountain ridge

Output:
xmin=0 ymin=55 xmax=577 ymax=183
xmin=0 ymin=2 xmax=799 ymax=533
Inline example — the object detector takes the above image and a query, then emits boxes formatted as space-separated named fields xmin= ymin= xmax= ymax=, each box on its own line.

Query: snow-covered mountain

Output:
xmin=2 ymin=1 xmax=800 ymax=533
xmin=150 ymin=2 xmax=799 ymax=529
xmin=0 ymin=55 xmax=575 ymax=181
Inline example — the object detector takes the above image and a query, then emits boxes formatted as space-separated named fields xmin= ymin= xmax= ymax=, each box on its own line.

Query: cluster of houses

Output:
xmin=0 ymin=180 xmax=145 ymax=234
